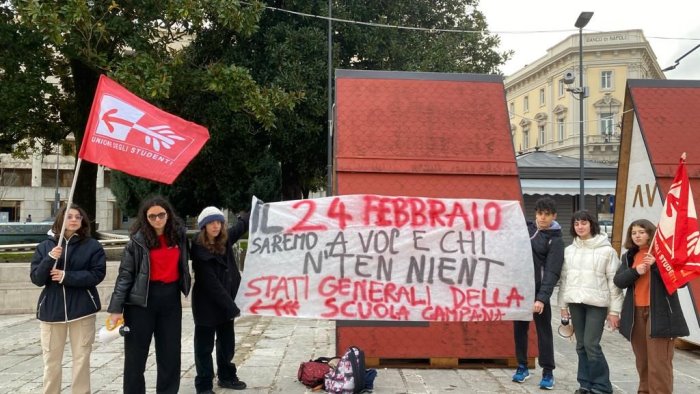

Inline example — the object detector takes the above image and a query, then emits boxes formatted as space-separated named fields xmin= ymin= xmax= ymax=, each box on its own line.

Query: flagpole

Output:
xmin=54 ymin=158 xmax=82 ymax=267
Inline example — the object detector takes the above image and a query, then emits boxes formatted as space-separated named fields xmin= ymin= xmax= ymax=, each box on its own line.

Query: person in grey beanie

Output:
xmin=191 ymin=206 xmax=249 ymax=393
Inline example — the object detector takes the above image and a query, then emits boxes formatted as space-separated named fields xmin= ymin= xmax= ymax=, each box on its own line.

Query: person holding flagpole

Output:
xmin=558 ymin=210 xmax=623 ymax=394
xmin=30 ymin=204 xmax=106 ymax=394
xmin=107 ymin=196 xmax=191 ymax=394
xmin=614 ymin=219 xmax=689 ymax=394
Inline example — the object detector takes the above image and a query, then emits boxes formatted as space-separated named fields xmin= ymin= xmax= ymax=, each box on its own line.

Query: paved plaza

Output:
xmin=0 ymin=309 xmax=699 ymax=393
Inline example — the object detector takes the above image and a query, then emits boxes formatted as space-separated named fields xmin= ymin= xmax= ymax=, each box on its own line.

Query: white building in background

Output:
xmin=0 ymin=138 xmax=119 ymax=230
xmin=505 ymin=29 xmax=664 ymax=165
xmin=506 ymin=29 xmax=665 ymax=219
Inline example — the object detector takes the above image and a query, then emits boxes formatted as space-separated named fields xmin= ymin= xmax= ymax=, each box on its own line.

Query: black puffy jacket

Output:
xmin=528 ymin=221 xmax=565 ymax=304
xmin=107 ymin=227 xmax=191 ymax=312
xmin=614 ymin=246 xmax=689 ymax=340
xmin=191 ymin=219 xmax=247 ymax=327
xmin=30 ymin=234 xmax=106 ymax=322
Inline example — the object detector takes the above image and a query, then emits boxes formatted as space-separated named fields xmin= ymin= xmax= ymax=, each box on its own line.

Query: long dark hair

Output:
xmin=51 ymin=204 xmax=91 ymax=240
xmin=623 ymin=219 xmax=656 ymax=250
xmin=569 ymin=210 xmax=600 ymax=238
xmin=196 ymin=224 xmax=228 ymax=255
xmin=130 ymin=195 xmax=182 ymax=249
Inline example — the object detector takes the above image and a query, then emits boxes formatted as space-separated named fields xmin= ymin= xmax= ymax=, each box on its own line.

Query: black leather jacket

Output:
xmin=30 ymin=234 xmax=106 ymax=322
xmin=614 ymin=246 xmax=689 ymax=340
xmin=107 ymin=227 xmax=191 ymax=312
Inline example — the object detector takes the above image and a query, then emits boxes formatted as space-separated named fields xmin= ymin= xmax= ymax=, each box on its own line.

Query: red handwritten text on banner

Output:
xmin=235 ymin=195 xmax=534 ymax=322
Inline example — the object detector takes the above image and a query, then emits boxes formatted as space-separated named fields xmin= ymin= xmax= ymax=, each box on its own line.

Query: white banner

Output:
xmin=235 ymin=194 xmax=534 ymax=322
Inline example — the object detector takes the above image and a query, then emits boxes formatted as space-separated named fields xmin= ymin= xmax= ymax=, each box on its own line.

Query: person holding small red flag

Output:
xmin=614 ymin=219 xmax=689 ymax=394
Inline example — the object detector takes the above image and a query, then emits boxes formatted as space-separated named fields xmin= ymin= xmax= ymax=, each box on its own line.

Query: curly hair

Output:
xmin=130 ymin=195 xmax=183 ymax=249
xmin=623 ymin=219 xmax=656 ymax=250
xmin=569 ymin=210 xmax=600 ymax=239
xmin=51 ymin=204 xmax=91 ymax=240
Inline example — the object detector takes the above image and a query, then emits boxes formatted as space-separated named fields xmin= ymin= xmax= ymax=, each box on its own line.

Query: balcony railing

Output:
xmin=517 ymin=133 xmax=620 ymax=156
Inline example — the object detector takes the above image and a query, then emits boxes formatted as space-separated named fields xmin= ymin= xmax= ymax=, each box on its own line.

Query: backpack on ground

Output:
xmin=298 ymin=357 xmax=337 ymax=388
xmin=324 ymin=346 xmax=368 ymax=393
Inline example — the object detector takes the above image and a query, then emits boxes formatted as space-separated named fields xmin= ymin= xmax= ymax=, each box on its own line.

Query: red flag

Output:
xmin=78 ymin=75 xmax=209 ymax=184
xmin=652 ymin=155 xmax=700 ymax=294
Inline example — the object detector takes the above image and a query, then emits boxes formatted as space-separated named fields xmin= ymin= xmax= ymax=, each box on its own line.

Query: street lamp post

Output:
xmin=575 ymin=12 xmax=593 ymax=210
xmin=326 ymin=0 xmax=333 ymax=196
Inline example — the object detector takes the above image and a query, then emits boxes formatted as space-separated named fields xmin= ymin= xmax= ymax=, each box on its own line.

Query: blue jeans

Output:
xmin=569 ymin=303 xmax=612 ymax=394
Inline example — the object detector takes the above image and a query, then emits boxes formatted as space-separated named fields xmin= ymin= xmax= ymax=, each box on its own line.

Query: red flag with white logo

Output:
xmin=652 ymin=154 xmax=700 ymax=294
xmin=78 ymin=75 xmax=209 ymax=184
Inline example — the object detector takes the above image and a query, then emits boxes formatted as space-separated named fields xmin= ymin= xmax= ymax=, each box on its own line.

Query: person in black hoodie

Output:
xmin=30 ymin=204 xmax=106 ymax=394
xmin=614 ymin=219 xmax=689 ymax=394
xmin=512 ymin=197 xmax=564 ymax=390
xmin=107 ymin=196 xmax=191 ymax=394
xmin=191 ymin=206 xmax=249 ymax=393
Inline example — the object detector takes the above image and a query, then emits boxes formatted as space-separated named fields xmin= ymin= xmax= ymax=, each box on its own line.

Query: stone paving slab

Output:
xmin=0 ymin=310 xmax=698 ymax=393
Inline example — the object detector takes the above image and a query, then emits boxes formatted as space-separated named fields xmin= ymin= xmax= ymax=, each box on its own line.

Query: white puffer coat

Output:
xmin=558 ymin=234 xmax=623 ymax=315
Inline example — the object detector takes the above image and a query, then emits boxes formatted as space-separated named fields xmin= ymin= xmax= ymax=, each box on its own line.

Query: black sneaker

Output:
xmin=218 ymin=379 xmax=247 ymax=390
xmin=197 ymin=390 xmax=215 ymax=394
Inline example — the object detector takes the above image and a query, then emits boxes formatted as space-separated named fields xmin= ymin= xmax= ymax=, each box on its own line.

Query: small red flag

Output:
xmin=78 ymin=75 xmax=209 ymax=184
xmin=652 ymin=154 xmax=700 ymax=294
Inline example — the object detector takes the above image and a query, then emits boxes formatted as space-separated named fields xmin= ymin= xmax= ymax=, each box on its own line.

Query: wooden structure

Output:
xmin=333 ymin=70 xmax=536 ymax=367
xmin=614 ymin=79 xmax=700 ymax=345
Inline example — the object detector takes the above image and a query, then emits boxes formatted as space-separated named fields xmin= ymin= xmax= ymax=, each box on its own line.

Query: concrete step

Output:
xmin=0 ymin=261 xmax=120 ymax=283
xmin=0 ymin=261 xmax=190 ymax=314
xmin=0 ymin=281 xmax=117 ymax=315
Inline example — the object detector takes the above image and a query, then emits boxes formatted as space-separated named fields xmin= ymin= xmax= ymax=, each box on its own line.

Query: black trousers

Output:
xmin=513 ymin=301 xmax=555 ymax=374
xmin=123 ymin=282 xmax=182 ymax=394
xmin=194 ymin=321 xmax=237 ymax=391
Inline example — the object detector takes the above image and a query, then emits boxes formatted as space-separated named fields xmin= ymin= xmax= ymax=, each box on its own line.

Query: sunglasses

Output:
xmin=147 ymin=212 xmax=168 ymax=221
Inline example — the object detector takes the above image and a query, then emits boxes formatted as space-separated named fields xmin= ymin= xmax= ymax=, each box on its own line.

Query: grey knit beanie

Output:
xmin=197 ymin=206 xmax=225 ymax=229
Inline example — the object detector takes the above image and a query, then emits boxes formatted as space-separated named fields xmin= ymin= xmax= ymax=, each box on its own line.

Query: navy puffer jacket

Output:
xmin=30 ymin=234 xmax=107 ymax=322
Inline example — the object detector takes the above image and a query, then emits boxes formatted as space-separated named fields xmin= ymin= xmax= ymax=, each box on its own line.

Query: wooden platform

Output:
xmin=365 ymin=356 xmax=536 ymax=369
xmin=675 ymin=338 xmax=700 ymax=351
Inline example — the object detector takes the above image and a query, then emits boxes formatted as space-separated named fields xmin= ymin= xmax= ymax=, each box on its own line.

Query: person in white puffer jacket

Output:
xmin=558 ymin=210 xmax=623 ymax=394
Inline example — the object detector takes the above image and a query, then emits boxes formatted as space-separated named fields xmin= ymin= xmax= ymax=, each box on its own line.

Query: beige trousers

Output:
xmin=40 ymin=315 xmax=96 ymax=394
xmin=631 ymin=307 xmax=675 ymax=394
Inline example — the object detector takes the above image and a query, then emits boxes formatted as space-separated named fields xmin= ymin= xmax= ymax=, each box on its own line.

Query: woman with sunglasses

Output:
xmin=30 ymin=204 xmax=106 ymax=394
xmin=107 ymin=196 xmax=191 ymax=394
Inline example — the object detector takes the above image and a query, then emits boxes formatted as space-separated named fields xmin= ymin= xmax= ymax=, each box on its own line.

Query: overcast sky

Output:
xmin=479 ymin=0 xmax=700 ymax=79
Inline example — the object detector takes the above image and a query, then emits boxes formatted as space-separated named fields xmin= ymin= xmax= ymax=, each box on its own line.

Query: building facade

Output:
xmin=505 ymin=29 xmax=664 ymax=165
xmin=0 ymin=141 xmax=119 ymax=230
xmin=507 ymin=30 xmax=665 ymax=228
